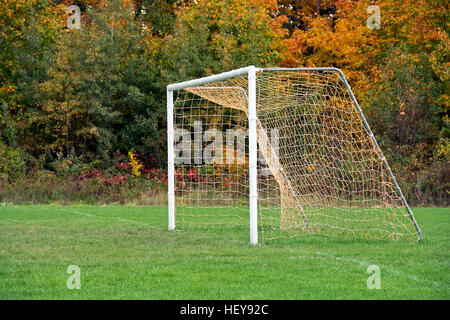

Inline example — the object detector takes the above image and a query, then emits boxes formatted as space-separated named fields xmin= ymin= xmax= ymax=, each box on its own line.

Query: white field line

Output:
xmin=64 ymin=208 xmax=96 ymax=218
xmin=312 ymin=250 xmax=447 ymax=290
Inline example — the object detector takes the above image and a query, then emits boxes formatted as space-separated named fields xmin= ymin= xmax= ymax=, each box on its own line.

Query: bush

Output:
xmin=0 ymin=140 xmax=26 ymax=182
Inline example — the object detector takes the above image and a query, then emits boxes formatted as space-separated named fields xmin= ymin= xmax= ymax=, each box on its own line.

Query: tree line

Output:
xmin=0 ymin=0 xmax=448 ymax=205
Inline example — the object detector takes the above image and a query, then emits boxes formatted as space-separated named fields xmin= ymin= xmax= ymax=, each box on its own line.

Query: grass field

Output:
xmin=0 ymin=205 xmax=448 ymax=299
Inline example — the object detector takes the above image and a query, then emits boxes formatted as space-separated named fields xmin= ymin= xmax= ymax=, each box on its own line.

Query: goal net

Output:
xmin=167 ymin=67 xmax=422 ymax=243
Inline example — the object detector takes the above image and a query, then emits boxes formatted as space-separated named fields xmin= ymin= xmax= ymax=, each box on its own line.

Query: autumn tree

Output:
xmin=0 ymin=0 xmax=66 ymax=147
xmin=161 ymin=0 xmax=284 ymax=83
xmin=17 ymin=0 xmax=162 ymax=166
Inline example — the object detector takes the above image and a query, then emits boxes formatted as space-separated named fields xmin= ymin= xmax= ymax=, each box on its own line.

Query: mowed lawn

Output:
xmin=0 ymin=205 xmax=448 ymax=299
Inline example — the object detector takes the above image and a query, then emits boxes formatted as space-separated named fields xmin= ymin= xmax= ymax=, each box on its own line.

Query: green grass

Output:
xmin=0 ymin=205 xmax=448 ymax=299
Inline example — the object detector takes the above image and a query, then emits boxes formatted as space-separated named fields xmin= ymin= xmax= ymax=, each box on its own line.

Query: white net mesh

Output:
xmin=172 ymin=69 xmax=420 ymax=242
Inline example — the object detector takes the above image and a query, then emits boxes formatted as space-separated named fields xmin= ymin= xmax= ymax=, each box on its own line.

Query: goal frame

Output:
xmin=166 ymin=66 xmax=422 ymax=244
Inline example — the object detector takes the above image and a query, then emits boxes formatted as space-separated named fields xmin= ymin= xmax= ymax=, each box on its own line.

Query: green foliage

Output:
xmin=12 ymin=0 xmax=163 ymax=167
xmin=48 ymin=148 xmax=86 ymax=176
xmin=366 ymin=49 xmax=448 ymax=205
xmin=368 ymin=51 xmax=441 ymax=157
xmin=161 ymin=0 xmax=282 ymax=82
xmin=138 ymin=0 xmax=178 ymax=36
xmin=0 ymin=103 xmax=17 ymax=146
xmin=0 ymin=139 xmax=26 ymax=182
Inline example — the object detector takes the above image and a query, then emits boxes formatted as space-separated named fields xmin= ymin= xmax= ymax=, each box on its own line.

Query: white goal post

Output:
xmin=167 ymin=66 xmax=422 ymax=244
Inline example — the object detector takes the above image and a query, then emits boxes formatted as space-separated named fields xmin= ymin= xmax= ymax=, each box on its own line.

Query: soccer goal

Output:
xmin=167 ymin=66 xmax=422 ymax=244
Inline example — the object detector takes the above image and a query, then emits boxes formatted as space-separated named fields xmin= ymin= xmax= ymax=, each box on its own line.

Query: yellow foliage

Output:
xmin=128 ymin=150 xmax=143 ymax=177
